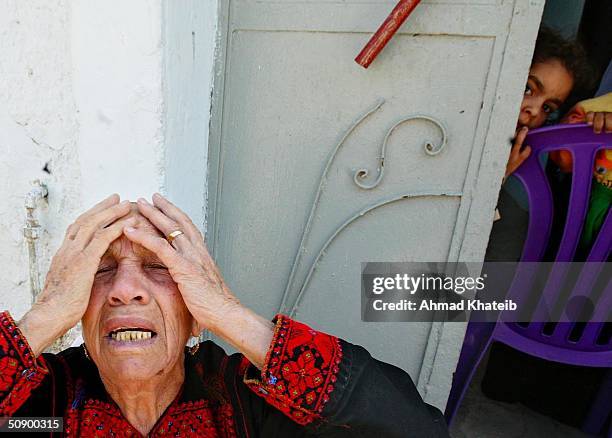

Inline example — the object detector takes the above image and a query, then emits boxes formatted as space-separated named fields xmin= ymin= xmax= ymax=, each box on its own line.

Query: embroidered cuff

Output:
xmin=243 ymin=315 xmax=343 ymax=426
xmin=0 ymin=311 xmax=49 ymax=416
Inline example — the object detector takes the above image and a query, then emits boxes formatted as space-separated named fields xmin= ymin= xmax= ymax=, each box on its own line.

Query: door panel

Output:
xmin=208 ymin=0 xmax=544 ymax=408
xmin=297 ymin=197 xmax=460 ymax=376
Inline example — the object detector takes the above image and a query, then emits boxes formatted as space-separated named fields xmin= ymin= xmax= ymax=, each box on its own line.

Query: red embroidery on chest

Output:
xmin=64 ymin=399 xmax=238 ymax=437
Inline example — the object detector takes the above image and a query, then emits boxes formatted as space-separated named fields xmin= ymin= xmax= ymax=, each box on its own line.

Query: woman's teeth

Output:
xmin=111 ymin=331 xmax=153 ymax=341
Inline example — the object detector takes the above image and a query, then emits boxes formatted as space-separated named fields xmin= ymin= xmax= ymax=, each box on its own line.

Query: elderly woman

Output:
xmin=0 ymin=194 xmax=448 ymax=437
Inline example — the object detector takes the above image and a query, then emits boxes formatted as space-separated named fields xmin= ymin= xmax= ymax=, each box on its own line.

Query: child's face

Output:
xmin=517 ymin=59 xmax=574 ymax=130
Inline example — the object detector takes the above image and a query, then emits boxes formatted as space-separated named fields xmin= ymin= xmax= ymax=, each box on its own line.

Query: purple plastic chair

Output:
xmin=445 ymin=124 xmax=612 ymax=436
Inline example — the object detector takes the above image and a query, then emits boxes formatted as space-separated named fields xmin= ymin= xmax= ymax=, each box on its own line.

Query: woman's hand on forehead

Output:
xmin=122 ymin=194 xmax=274 ymax=368
xmin=115 ymin=204 xmax=162 ymax=235
xmin=20 ymin=193 xmax=273 ymax=367
xmin=19 ymin=194 xmax=136 ymax=356
xmin=122 ymin=194 xmax=240 ymax=334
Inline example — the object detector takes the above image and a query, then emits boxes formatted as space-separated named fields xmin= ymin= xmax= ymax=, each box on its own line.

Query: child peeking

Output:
xmin=485 ymin=27 xmax=594 ymax=262
xmin=481 ymin=29 xmax=611 ymax=427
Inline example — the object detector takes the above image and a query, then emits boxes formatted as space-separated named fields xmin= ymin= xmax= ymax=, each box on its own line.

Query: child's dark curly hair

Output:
xmin=532 ymin=26 xmax=595 ymax=98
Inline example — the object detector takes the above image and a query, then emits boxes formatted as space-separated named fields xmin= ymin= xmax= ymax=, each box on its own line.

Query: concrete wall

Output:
xmin=0 ymin=0 xmax=81 ymax=321
xmin=164 ymin=1 xmax=218 ymax=232
xmin=0 ymin=1 xmax=217 ymax=339
xmin=73 ymin=1 xmax=166 ymax=204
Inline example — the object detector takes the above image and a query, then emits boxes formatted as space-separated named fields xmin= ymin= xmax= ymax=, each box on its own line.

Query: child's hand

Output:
xmin=505 ymin=126 xmax=531 ymax=178
xmin=585 ymin=111 xmax=612 ymax=133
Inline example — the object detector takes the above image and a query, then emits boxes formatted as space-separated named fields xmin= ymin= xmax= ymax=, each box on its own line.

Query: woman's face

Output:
xmin=82 ymin=211 xmax=194 ymax=383
xmin=518 ymin=59 xmax=574 ymax=129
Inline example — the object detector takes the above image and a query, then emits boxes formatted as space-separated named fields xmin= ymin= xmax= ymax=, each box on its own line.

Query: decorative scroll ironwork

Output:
xmin=279 ymin=99 xmax=452 ymax=315
xmin=354 ymin=115 xmax=447 ymax=189
xmin=288 ymin=191 xmax=460 ymax=317
xmin=279 ymin=99 xmax=384 ymax=311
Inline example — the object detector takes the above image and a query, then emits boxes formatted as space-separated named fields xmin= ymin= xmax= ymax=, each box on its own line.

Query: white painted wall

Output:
xmin=0 ymin=1 xmax=218 ymax=338
xmin=164 ymin=1 xmax=218 ymax=232
xmin=0 ymin=0 xmax=81 ymax=321
xmin=72 ymin=0 xmax=166 ymax=204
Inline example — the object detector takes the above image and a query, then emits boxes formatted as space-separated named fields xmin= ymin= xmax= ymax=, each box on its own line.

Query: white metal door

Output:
xmin=207 ymin=0 xmax=544 ymax=409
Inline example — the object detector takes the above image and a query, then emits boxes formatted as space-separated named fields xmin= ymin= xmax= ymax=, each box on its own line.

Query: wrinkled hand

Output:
xmin=19 ymin=195 xmax=134 ymax=356
xmin=123 ymin=194 xmax=241 ymax=334
xmin=586 ymin=111 xmax=612 ymax=134
xmin=37 ymin=195 xmax=133 ymax=328
xmin=505 ymin=126 xmax=531 ymax=178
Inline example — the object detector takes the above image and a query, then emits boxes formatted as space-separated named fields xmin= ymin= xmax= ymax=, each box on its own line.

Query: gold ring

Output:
xmin=167 ymin=230 xmax=184 ymax=243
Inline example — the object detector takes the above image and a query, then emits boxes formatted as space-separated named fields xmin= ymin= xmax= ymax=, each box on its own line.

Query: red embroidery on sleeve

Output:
xmin=243 ymin=316 xmax=343 ymax=426
xmin=0 ymin=311 xmax=49 ymax=416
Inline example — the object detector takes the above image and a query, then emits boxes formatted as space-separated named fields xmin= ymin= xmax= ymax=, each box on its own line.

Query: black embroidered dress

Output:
xmin=0 ymin=311 xmax=448 ymax=437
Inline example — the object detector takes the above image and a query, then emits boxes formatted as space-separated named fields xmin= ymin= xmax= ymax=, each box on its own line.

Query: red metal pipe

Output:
xmin=355 ymin=0 xmax=422 ymax=69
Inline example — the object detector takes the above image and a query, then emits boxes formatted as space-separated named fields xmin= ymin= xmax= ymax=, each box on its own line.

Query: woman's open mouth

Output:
xmin=106 ymin=328 xmax=158 ymax=343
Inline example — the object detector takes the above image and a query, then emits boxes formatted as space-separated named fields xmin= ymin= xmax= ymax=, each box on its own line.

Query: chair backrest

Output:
xmin=504 ymin=124 xmax=611 ymax=360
